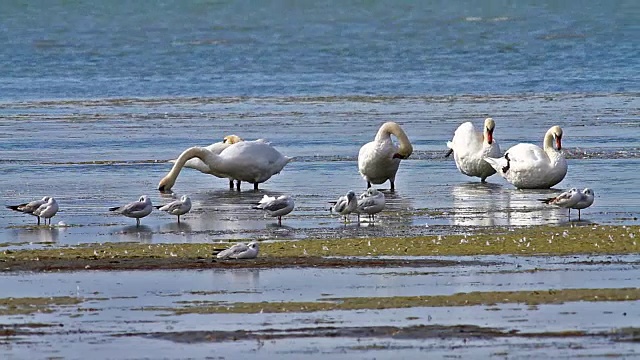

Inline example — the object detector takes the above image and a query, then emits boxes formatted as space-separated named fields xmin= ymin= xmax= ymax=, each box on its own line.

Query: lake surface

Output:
xmin=0 ymin=1 xmax=639 ymax=358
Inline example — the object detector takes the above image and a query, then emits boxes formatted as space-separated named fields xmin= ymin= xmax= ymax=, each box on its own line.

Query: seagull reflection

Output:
xmin=160 ymin=221 xmax=193 ymax=234
xmin=11 ymin=227 xmax=60 ymax=243
xmin=114 ymin=225 xmax=153 ymax=243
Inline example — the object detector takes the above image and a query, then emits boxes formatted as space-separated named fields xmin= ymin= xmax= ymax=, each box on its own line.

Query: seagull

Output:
xmin=254 ymin=195 xmax=294 ymax=226
xmin=32 ymin=197 xmax=59 ymax=225
xmin=356 ymin=188 xmax=385 ymax=223
xmin=330 ymin=191 xmax=358 ymax=223
xmin=6 ymin=196 xmax=52 ymax=225
xmin=109 ymin=195 xmax=153 ymax=226
xmin=539 ymin=188 xmax=581 ymax=219
xmin=572 ymin=188 xmax=595 ymax=220
xmin=216 ymin=241 xmax=259 ymax=259
xmin=155 ymin=195 xmax=192 ymax=223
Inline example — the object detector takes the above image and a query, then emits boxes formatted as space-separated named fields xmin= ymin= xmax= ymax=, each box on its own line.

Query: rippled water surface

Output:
xmin=1 ymin=1 xmax=639 ymax=358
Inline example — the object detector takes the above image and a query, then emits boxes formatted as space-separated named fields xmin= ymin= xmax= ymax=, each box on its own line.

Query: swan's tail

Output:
xmin=484 ymin=156 xmax=507 ymax=174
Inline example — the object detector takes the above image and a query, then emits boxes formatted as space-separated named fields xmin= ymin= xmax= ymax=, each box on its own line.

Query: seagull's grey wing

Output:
xmin=357 ymin=197 xmax=377 ymax=210
xmin=263 ymin=198 xmax=290 ymax=212
xmin=332 ymin=197 xmax=347 ymax=212
xmin=217 ymin=243 xmax=249 ymax=259
xmin=121 ymin=201 xmax=149 ymax=213
xmin=159 ymin=200 xmax=181 ymax=212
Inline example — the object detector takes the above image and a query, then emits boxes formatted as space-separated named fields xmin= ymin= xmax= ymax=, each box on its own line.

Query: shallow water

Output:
xmin=0 ymin=254 xmax=638 ymax=359
xmin=1 ymin=94 xmax=639 ymax=245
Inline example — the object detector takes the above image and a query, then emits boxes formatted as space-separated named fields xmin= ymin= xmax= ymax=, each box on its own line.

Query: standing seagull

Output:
xmin=358 ymin=122 xmax=413 ymax=191
xmin=6 ymin=196 xmax=51 ymax=225
xmin=155 ymin=195 xmax=192 ymax=223
xmin=254 ymin=195 xmax=294 ymax=226
xmin=109 ymin=195 xmax=153 ymax=226
xmin=32 ymin=197 xmax=59 ymax=225
xmin=539 ymin=188 xmax=581 ymax=219
xmin=356 ymin=188 xmax=386 ymax=223
xmin=216 ymin=241 xmax=259 ymax=259
xmin=572 ymin=188 xmax=595 ymax=221
xmin=330 ymin=191 xmax=358 ymax=223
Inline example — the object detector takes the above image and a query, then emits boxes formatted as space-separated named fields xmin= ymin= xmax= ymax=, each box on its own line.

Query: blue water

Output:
xmin=0 ymin=1 xmax=638 ymax=244
xmin=1 ymin=0 xmax=638 ymax=100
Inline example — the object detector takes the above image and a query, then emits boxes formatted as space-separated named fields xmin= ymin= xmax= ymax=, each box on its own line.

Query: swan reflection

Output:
xmin=451 ymin=183 xmax=570 ymax=226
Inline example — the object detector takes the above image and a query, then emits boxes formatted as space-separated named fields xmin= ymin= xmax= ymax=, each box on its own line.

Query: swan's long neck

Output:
xmin=376 ymin=122 xmax=413 ymax=158
xmin=164 ymin=147 xmax=223 ymax=183
xmin=543 ymin=130 xmax=556 ymax=152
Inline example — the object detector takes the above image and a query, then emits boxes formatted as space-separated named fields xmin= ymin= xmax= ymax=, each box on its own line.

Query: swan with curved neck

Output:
xmin=176 ymin=134 xmax=244 ymax=189
xmin=358 ymin=122 xmax=413 ymax=191
xmin=484 ymin=125 xmax=567 ymax=189
xmin=446 ymin=118 xmax=502 ymax=182
xmin=159 ymin=139 xmax=292 ymax=192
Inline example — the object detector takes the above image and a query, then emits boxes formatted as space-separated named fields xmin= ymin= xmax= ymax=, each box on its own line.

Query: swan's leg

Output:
xmin=136 ymin=218 xmax=140 ymax=227
xmin=177 ymin=215 xmax=181 ymax=224
xmin=253 ymin=183 xmax=259 ymax=191
xmin=367 ymin=181 xmax=371 ymax=189
xmin=37 ymin=216 xmax=40 ymax=226
xmin=390 ymin=180 xmax=395 ymax=192
xmin=228 ymin=179 xmax=234 ymax=189
xmin=236 ymin=181 xmax=241 ymax=191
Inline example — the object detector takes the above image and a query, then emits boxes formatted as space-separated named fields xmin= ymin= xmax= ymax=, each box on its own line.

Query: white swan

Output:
xmin=484 ymin=125 xmax=567 ymax=189
xmin=173 ymin=135 xmax=243 ymax=189
xmin=358 ymin=122 xmax=413 ymax=191
xmin=159 ymin=139 xmax=292 ymax=192
xmin=446 ymin=118 xmax=502 ymax=182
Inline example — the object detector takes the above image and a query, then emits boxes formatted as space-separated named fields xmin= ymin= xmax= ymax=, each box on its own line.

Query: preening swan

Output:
xmin=446 ymin=118 xmax=502 ymax=182
xmin=159 ymin=139 xmax=292 ymax=192
xmin=484 ymin=125 xmax=567 ymax=189
xmin=358 ymin=122 xmax=413 ymax=191
xmin=173 ymin=135 xmax=244 ymax=189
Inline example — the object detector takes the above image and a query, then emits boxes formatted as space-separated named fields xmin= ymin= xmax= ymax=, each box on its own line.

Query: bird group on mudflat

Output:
xmin=6 ymin=119 xmax=594 ymax=234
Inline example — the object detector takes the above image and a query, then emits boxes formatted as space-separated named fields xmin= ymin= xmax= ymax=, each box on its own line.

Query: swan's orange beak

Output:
xmin=486 ymin=128 xmax=494 ymax=144
xmin=556 ymin=135 xmax=562 ymax=150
